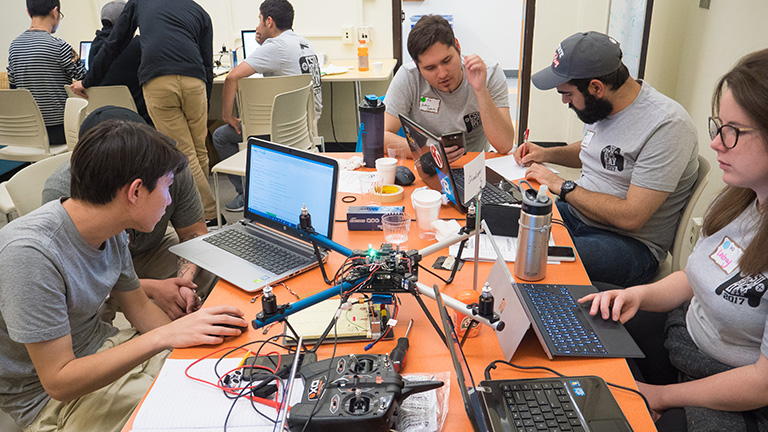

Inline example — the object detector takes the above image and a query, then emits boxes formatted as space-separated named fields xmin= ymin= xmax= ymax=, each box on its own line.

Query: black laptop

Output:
xmin=399 ymin=114 xmax=522 ymax=213
xmin=433 ymin=283 xmax=634 ymax=432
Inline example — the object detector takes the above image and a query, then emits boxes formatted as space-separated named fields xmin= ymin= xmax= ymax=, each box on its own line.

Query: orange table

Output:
xmin=123 ymin=153 xmax=654 ymax=431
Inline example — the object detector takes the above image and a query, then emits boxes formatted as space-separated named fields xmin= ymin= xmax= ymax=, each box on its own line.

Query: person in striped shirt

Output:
xmin=7 ymin=0 xmax=85 ymax=145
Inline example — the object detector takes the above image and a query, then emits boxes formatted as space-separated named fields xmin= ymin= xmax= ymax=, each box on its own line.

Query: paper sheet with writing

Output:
xmin=131 ymin=358 xmax=303 ymax=431
xmin=448 ymin=234 xmax=556 ymax=263
xmin=485 ymin=154 xmax=559 ymax=182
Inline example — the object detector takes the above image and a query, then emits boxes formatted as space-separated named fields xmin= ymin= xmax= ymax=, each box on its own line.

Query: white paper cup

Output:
xmin=375 ymin=157 xmax=398 ymax=185
xmin=411 ymin=189 xmax=442 ymax=239
xmin=372 ymin=61 xmax=384 ymax=75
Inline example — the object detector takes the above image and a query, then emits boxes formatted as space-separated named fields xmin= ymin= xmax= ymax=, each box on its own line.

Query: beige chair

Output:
xmin=64 ymin=97 xmax=89 ymax=151
xmin=237 ymin=74 xmax=311 ymax=149
xmin=0 ymin=89 xmax=68 ymax=162
xmin=210 ymin=149 xmax=247 ymax=228
xmin=655 ymin=155 xmax=712 ymax=279
xmin=65 ymin=84 xmax=137 ymax=114
xmin=0 ymin=182 xmax=15 ymax=222
xmin=6 ymin=152 xmax=73 ymax=216
xmin=270 ymin=83 xmax=314 ymax=151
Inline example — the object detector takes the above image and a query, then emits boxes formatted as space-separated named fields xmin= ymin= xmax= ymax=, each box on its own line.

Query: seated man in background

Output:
xmin=7 ymin=0 xmax=86 ymax=145
xmin=514 ymin=31 xmax=699 ymax=287
xmin=43 ymin=106 xmax=216 ymax=320
xmin=384 ymin=14 xmax=515 ymax=163
xmin=0 ymin=119 xmax=246 ymax=432
xmin=88 ymin=0 xmax=152 ymax=125
xmin=211 ymin=0 xmax=322 ymax=212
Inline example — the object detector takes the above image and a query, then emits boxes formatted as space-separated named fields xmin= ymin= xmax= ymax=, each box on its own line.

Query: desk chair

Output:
xmin=64 ymin=98 xmax=89 ymax=151
xmin=0 ymin=182 xmax=15 ymax=222
xmin=0 ymin=89 xmax=68 ymax=162
xmin=655 ymin=155 xmax=711 ymax=279
xmin=5 ymin=152 xmax=72 ymax=217
xmin=210 ymin=148 xmax=246 ymax=228
xmin=65 ymin=85 xmax=137 ymax=115
xmin=238 ymin=74 xmax=311 ymax=150
xmin=270 ymin=83 xmax=314 ymax=152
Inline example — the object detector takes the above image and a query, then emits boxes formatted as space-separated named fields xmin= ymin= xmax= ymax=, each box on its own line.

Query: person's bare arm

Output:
xmin=513 ymin=141 xmax=583 ymax=167
xmin=221 ymin=63 xmax=257 ymax=133
xmin=464 ymin=55 xmax=515 ymax=155
xmin=174 ymin=220 xmax=207 ymax=282
xmin=384 ymin=112 xmax=409 ymax=158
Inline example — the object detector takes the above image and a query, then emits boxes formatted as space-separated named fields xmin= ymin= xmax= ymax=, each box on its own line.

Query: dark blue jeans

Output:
xmin=556 ymin=201 xmax=658 ymax=287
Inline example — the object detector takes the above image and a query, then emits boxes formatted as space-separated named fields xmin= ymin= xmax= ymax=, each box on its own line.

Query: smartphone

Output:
xmin=441 ymin=131 xmax=465 ymax=149
xmin=547 ymin=246 xmax=576 ymax=262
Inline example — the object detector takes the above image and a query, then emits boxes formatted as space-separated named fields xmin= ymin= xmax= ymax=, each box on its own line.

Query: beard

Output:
xmin=569 ymin=92 xmax=613 ymax=124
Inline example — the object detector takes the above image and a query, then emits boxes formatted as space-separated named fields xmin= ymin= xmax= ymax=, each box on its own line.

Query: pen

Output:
xmin=237 ymin=350 xmax=252 ymax=368
xmin=521 ymin=129 xmax=530 ymax=160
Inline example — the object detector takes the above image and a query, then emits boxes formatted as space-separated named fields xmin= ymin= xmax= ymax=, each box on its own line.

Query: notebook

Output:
xmin=399 ymin=114 xmax=522 ymax=213
xmin=433 ymin=283 xmax=633 ymax=432
xmin=170 ymin=138 xmax=339 ymax=292
xmin=79 ymin=41 xmax=92 ymax=70
xmin=480 ymin=224 xmax=644 ymax=360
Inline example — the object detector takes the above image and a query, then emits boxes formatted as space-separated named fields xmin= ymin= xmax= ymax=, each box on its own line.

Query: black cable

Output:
xmin=484 ymin=359 xmax=652 ymax=415
xmin=417 ymin=263 xmax=450 ymax=284
xmin=329 ymin=82 xmax=338 ymax=144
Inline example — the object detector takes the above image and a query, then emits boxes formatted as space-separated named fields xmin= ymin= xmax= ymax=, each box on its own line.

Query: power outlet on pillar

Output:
xmin=342 ymin=26 xmax=354 ymax=44
xmin=357 ymin=26 xmax=372 ymax=44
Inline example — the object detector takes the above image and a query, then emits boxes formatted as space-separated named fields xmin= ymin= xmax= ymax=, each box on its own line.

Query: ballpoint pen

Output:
xmin=521 ymin=128 xmax=530 ymax=160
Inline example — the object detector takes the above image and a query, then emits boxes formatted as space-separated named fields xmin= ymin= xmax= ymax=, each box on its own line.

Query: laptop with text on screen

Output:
xmin=434 ymin=284 xmax=633 ymax=432
xmin=169 ymin=138 xmax=338 ymax=292
xmin=79 ymin=41 xmax=92 ymax=70
xmin=398 ymin=114 xmax=522 ymax=213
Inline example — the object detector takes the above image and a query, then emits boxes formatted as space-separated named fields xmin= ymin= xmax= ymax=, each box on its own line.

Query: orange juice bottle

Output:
xmin=357 ymin=40 xmax=369 ymax=71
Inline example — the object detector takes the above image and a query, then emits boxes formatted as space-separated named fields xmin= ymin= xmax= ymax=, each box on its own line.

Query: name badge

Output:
xmin=419 ymin=96 xmax=440 ymax=114
xmin=581 ymin=130 xmax=595 ymax=149
xmin=710 ymin=236 xmax=744 ymax=274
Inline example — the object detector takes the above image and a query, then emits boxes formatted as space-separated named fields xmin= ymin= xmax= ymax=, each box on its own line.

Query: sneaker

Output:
xmin=206 ymin=214 xmax=227 ymax=229
xmin=225 ymin=194 xmax=244 ymax=212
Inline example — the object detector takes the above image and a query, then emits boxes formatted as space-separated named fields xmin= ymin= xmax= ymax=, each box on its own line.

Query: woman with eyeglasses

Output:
xmin=579 ymin=48 xmax=768 ymax=431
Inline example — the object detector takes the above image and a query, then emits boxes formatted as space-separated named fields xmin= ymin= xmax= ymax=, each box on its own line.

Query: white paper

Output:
xmin=131 ymin=358 xmax=304 ymax=431
xmin=462 ymin=153 xmax=486 ymax=205
xmin=338 ymin=170 xmax=370 ymax=194
xmin=448 ymin=234 xmax=557 ymax=263
xmin=485 ymin=154 xmax=559 ymax=182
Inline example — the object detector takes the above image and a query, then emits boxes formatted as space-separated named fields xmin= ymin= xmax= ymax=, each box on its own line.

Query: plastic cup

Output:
xmin=386 ymin=141 xmax=409 ymax=165
xmin=372 ymin=61 xmax=384 ymax=75
xmin=359 ymin=173 xmax=383 ymax=205
xmin=382 ymin=212 xmax=411 ymax=250
xmin=375 ymin=157 xmax=397 ymax=185
xmin=411 ymin=189 xmax=442 ymax=240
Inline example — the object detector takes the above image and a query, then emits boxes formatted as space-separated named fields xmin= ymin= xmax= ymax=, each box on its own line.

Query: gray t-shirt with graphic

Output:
xmin=385 ymin=61 xmax=510 ymax=153
xmin=569 ymin=81 xmax=699 ymax=262
xmin=244 ymin=29 xmax=322 ymax=119
xmin=0 ymin=201 xmax=139 ymax=428
xmin=686 ymin=201 xmax=768 ymax=367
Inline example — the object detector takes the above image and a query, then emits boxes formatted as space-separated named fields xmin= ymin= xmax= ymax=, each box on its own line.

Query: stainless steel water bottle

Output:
xmin=359 ymin=95 xmax=385 ymax=167
xmin=515 ymin=180 xmax=552 ymax=281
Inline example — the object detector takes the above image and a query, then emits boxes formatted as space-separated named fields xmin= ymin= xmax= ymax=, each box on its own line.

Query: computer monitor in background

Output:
xmin=241 ymin=29 xmax=260 ymax=59
xmin=79 ymin=41 xmax=92 ymax=70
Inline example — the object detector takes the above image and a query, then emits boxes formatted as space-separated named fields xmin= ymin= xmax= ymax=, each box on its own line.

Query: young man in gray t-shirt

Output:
xmin=211 ymin=0 xmax=322 ymax=211
xmin=384 ymin=14 xmax=515 ymax=164
xmin=515 ymin=31 xmax=698 ymax=287
xmin=0 ymin=120 xmax=248 ymax=431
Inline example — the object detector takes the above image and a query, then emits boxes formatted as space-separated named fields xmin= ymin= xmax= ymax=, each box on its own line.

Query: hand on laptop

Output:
xmin=578 ymin=288 xmax=641 ymax=324
xmin=444 ymin=145 xmax=466 ymax=164
xmin=141 ymin=277 xmax=201 ymax=320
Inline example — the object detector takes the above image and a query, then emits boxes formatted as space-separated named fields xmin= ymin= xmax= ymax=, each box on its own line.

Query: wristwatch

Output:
xmin=560 ymin=180 xmax=577 ymax=202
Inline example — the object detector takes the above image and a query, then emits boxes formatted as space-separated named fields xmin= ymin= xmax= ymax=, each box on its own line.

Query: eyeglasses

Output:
xmin=708 ymin=116 xmax=755 ymax=149
xmin=58 ymin=9 xmax=64 ymax=20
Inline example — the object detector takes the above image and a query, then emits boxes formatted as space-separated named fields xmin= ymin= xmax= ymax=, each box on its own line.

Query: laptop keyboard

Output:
xmin=451 ymin=169 xmax=517 ymax=205
xmin=203 ymin=229 xmax=309 ymax=275
xmin=520 ymin=284 xmax=608 ymax=356
xmin=501 ymin=380 xmax=586 ymax=432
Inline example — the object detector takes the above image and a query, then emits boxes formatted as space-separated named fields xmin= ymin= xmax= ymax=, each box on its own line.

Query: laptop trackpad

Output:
xmin=194 ymin=249 xmax=232 ymax=268
xmin=589 ymin=419 xmax=632 ymax=432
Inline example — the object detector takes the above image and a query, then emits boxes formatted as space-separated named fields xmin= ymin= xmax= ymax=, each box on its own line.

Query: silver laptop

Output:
xmin=170 ymin=138 xmax=339 ymax=292
xmin=79 ymin=41 xmax=92 ymax=70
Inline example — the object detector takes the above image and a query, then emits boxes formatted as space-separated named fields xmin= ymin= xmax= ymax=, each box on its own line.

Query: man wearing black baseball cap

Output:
xmin=43 ymin=106 xmax=217 ymax=320
xmin=514 ymin=31 xmax=699 ymax=287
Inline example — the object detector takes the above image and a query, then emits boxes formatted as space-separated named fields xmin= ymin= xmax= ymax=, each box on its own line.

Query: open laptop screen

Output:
xmin=245 ymin=138 xmax=337 ymax=239
xmin=241 ymin=29 xmax=260 ymax=59
xmin=79 ymin=41 xmax=92 ymax=70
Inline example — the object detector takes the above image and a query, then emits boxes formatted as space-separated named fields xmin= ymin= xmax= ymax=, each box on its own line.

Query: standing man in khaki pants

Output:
xmin=71 ymin=0 xmax=219 ymax=225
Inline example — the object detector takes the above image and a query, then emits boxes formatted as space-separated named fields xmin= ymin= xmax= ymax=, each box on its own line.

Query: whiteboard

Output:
xmin=608 ymin=0 xmax=652 ymax=78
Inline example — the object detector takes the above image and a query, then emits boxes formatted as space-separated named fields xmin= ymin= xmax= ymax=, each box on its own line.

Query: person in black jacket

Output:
xmin=88 ymin=0 xmax=152 ymax=125
xmin=71 ymin=0 xmax=219 ymax=225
